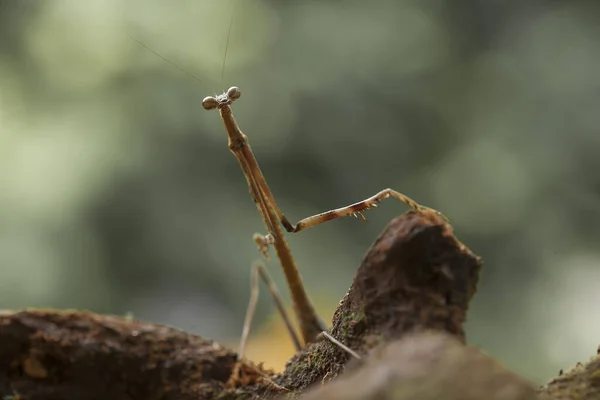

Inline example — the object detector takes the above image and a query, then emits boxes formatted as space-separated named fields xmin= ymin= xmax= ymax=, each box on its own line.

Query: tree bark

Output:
xmin=0 ymin=211 xmax=596 ymax=399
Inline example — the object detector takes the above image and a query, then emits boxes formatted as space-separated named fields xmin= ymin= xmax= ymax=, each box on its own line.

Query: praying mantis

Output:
xmin=202 ymin=86 xmax=446 ymax=360
xmin=129 ymin=4 xmax=447 ymax=362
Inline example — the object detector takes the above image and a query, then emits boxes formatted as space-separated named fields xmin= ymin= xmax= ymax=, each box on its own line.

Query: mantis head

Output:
xmin=202 ymin=86 xmax=241 ymax=110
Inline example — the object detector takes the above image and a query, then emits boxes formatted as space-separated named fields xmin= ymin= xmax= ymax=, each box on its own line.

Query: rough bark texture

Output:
xmin=0 ymin=309 xmax=281 ymax=399
xmin=276 ymin=209 xmax=482 ymax=391
xmin=0 ymin=211 xmax=597 ymax=399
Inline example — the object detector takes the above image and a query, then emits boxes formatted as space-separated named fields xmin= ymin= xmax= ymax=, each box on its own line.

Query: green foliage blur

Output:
xmin=1 ymin=0 xmax=599 ymax=383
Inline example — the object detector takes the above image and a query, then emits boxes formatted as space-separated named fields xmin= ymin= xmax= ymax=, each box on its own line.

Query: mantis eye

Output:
xmin=227 ymin=86 xmax=241 ymax=101
xmin=202 ymin=96 xmax=218 ymax=110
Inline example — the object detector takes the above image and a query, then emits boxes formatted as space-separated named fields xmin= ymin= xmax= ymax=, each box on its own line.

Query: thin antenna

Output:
xmin=128 ymin=35 xmax=204 ymax=85
xmin=220 ymin=4 xmax=235 ymax=89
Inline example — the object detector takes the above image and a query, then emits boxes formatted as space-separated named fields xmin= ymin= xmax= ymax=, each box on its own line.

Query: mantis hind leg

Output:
xmin=238 ymin=260 xmax=301 ymax=360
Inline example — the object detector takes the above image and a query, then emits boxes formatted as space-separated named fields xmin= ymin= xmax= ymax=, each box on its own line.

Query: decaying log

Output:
xmin=0 ymin=309 xmax=279 ymax=399
xmin=0 ymin=211 xmax=595 ymax=399
xmin=276 ymin=210 xmax=482 ymax=390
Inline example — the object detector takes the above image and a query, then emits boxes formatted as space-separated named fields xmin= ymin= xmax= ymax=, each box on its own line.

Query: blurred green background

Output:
xmin=1 ymin=0 xmax=599 ymax=384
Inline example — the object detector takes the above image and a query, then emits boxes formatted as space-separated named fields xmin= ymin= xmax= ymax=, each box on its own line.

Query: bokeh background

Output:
xmin=1 ymin=0 xmax=599 ymax=384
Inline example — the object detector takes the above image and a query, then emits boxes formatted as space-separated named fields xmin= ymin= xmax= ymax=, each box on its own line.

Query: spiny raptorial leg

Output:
xmin=284 ymin=188 xmax=448 ymax=233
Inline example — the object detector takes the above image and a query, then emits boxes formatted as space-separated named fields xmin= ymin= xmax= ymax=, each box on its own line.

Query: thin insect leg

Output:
xmin=317 ymin=331 xmax=361 ymax=360
xmin=255 ymin=262 xmax=302 ymax=352
xmin=249 ymin=162 xmax=445 ymax=234
xmin=238 ymin=260 xmax=302 ymax=361
xmin=286 ymin=188 xmax=448 ymax=233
